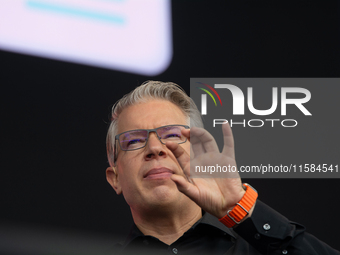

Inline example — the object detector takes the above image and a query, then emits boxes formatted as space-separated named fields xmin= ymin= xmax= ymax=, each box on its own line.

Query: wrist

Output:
xmin=219 ymin=183 xmax=258 ymax=228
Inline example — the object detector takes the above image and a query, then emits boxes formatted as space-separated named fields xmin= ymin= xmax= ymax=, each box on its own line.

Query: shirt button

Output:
xmin=263 ymin=223 xmax=271 ymax=231
xmin=282 ymin=250 xmax=288 ymax=254
xmin=254 ymin=233 xmax=261 ymax=240
xmin=172 ymin=248 xmax=178 ymax=254
xmin=143 ymin=239 xmax=149 ymax=245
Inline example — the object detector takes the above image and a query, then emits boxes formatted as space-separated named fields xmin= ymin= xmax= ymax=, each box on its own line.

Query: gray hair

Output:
xmin=106 ymin=80 xmax=203 ymax=167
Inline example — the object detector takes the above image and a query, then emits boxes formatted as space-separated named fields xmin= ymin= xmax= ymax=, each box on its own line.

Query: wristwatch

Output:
xmin=219 ymin=183 xmax=258 ymax=228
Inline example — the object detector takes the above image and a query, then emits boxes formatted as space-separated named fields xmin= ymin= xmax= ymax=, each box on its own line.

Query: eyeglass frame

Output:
xmin=113 ymin=124 xmax=190 ymax=162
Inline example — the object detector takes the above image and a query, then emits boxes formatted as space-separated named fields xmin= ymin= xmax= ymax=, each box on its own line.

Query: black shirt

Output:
xmin=114 ymin=201 xmax=339 ymax=255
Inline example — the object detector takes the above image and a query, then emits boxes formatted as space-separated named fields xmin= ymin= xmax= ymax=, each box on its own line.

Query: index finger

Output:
xmin=190 ymin=127 xmax=220 ymax=156
xmin=165 ymin=141 xmax=190 ymax=176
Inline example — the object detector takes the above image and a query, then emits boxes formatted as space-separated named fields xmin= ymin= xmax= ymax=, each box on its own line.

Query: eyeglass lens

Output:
xmin=119 ymin=125 xmax=187 ymax=151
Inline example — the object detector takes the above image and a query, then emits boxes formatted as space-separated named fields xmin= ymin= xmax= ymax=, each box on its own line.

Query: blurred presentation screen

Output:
xmin=0 ymin=0 xmax=172 ymax=75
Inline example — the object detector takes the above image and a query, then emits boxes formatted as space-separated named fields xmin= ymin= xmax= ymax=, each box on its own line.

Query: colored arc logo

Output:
xmin=197 ymin=82 xmax=222 ymax=106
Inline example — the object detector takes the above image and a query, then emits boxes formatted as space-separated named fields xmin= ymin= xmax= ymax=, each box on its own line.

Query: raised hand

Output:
xmin=167 ymin=123 xmax=246 ymax=219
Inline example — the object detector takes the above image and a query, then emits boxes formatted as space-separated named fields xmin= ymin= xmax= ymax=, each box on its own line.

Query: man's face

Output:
xmin=110 ymin=99 xmax=191 ymax=212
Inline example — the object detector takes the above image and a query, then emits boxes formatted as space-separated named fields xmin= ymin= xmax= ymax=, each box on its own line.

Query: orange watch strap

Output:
xmin=219 ymin=183 xmax=258 ymax=228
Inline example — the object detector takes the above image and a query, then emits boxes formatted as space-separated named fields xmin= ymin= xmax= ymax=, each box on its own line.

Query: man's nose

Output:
xmin=144 ymin=132 xmax=167 ymax=160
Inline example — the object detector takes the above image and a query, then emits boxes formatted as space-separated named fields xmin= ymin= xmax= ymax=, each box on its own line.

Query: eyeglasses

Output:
xmin=114 ymin=124 xmax=189 ymax=161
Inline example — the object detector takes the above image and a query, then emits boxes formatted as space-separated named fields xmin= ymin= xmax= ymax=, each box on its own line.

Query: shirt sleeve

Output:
xmin=233 ymin=200 xmax=340 ymax=255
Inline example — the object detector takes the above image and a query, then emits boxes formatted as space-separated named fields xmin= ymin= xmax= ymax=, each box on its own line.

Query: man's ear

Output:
xmin=106 ymin=167 xmax=122 ymax=195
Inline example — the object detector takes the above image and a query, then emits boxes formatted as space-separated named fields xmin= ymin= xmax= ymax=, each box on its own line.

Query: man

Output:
xmin=106 ymin=81 xmax=339 ymax=255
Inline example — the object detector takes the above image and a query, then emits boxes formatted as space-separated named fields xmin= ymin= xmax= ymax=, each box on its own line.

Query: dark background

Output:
xmin=1 ymin=1 xmax=340 ymax=254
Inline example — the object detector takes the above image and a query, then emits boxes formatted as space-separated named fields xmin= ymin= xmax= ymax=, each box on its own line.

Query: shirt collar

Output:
xmin=122 ymin=211 xmax=236 ymax=249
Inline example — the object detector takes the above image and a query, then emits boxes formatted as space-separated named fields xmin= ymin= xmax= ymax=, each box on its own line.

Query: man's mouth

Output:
xmin=144 ymin=168 xmax=174 ymax=180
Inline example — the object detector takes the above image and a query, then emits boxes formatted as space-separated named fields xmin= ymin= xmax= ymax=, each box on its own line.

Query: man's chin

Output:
xmin=143 ymin=174 xmax=176 ymax=187
xmin=145 ymin=183 xmax=184 ymax=206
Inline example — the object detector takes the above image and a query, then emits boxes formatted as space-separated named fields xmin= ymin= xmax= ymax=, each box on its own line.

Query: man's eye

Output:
xmin=164 ymin=133 xmax=181 ymax=139
xmin=127 ymin=139 xmax=142 ymax=145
